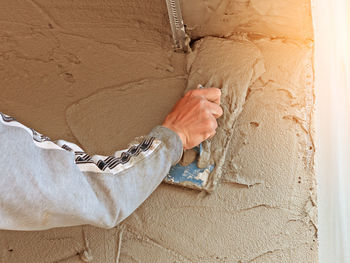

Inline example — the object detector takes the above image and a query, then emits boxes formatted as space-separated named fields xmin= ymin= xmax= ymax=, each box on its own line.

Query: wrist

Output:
xmin=149 ymin=126 xmax=184 ymax=165
xmin=161 ymin=124 xmax=186 ymax=148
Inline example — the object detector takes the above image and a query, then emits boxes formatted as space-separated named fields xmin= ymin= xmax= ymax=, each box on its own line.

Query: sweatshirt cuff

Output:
xmin=148 ymin=126 xmax=183 ymax=165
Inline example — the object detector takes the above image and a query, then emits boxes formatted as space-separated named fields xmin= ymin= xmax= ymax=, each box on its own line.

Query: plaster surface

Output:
xmin=0 ymin=0 xmax=316 ymax=262
xmin=180 ymin=0 xmax=313 ymax=40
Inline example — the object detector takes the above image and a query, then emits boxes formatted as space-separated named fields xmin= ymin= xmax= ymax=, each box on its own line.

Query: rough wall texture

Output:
xmin=0 ymin=0 xmax=316 ymax=262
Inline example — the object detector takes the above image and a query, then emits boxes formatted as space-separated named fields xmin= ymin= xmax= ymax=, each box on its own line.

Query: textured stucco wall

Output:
xmin=0 ymin=0 xmax=316 ymax=262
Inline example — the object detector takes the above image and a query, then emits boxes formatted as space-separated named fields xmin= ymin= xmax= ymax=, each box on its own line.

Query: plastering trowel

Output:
xmin=164 ymin=84 xmax=215 ymax=191
xmin=165 ymin=144 xmax=215 ymax=191
xmin=163 ymin=1 xmax=215 ymax=191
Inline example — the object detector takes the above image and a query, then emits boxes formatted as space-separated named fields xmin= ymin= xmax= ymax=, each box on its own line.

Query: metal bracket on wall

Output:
xmin=165 ymin=0 xmax=190 ymax=52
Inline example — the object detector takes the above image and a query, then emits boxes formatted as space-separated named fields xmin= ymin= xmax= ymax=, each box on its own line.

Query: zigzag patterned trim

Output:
xmin=30 ymin=128 xmax=51 ymax=143
xmin=61 ymin=144 xmax=72 ymax=151
xmin=0 ymin=111 xmax=160 ymax=174
xmin=59 ymin=137 xmax=157 ymax=172
xmin=96 ymin=137 xmax=155 ymax=171
xmin=0 ymin=112 xmax=15 ymax=122
xmin=0 ymin=112 xmax=52 ymax=144
xmin=75 ymin=153 xmax=94 ymax=164
xmin=58 ymin=144 xmax=95 ymax=164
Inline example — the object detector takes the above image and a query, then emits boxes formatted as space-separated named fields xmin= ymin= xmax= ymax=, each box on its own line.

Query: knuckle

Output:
xmin=198 ymin=99 xmax=207 ymax=108
xmin=185 ymin=90 xmax=194 ymax=97
xmin=215 ymin=89 xmax=222 ymax=101
xmin=190 ymin=89 xmax=199 ymax=96
xmin=204 ymin=119 xmax=213 ymax=129
xmin=210 ymin=121 xmax=217 ymax=131
xmin=204 ymin=118 xmax=212 ymax=126
xmin=218 ymin=107 xmax=224 ymax=116
xmin=204 ymin=118 xmax=216 ymax=131
xmin=204 ymin=108 xmax=211 ymax=116
xmin=210 ymin=87 xmax=220 ymax=95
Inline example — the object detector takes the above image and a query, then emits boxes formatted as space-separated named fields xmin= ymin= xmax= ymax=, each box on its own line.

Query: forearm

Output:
xmin=0 ymin=112 xmax=182 ymax=230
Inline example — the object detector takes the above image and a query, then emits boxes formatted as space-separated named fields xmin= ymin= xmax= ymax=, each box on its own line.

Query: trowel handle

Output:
xmin=197 ymin=84 xmax=205 ymax=153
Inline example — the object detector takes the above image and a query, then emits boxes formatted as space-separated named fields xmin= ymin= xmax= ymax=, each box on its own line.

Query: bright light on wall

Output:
xmin=313 ymin=0 xmax=350 ymax=262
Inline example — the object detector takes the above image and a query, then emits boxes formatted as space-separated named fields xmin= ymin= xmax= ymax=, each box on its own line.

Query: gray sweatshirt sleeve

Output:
xmin=0 ymin=112 xmax=183 ymax=230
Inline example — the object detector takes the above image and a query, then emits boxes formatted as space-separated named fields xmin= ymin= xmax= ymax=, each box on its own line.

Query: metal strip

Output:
xmin=165 ymin=0 xmax=189 ymax=52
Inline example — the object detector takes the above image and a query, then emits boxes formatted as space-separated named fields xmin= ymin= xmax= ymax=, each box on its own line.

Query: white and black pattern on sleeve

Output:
xmin=0 ymin=112 xmax=16 ymax=122
xmin=97 ymin=137 xmax=155 ymax=171
xmin=0 ymin=112 xmax=60 ymax=150
xmin=0 ymin=111 xmax=162 ymax=175
xmin=75 ymin=152 xmax=94 ymax=164
xmin=55 ymin=134 xmax=161 ymax=175
xmin=75 ymin=137 xmax=161 ymax=175
xmin=0 ymin=112 xmax=51 ymax=143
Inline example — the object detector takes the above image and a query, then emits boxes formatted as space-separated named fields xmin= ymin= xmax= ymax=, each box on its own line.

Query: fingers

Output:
xmin=205 ymin=115 xmax=218 ymax=140
xmin=204 ymin=100 xmax=223 ymax=119
xmin=190 ymin=87 xmax=221 ymax=105
xmin=165 ymin=86 xmax=222 ymax=149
